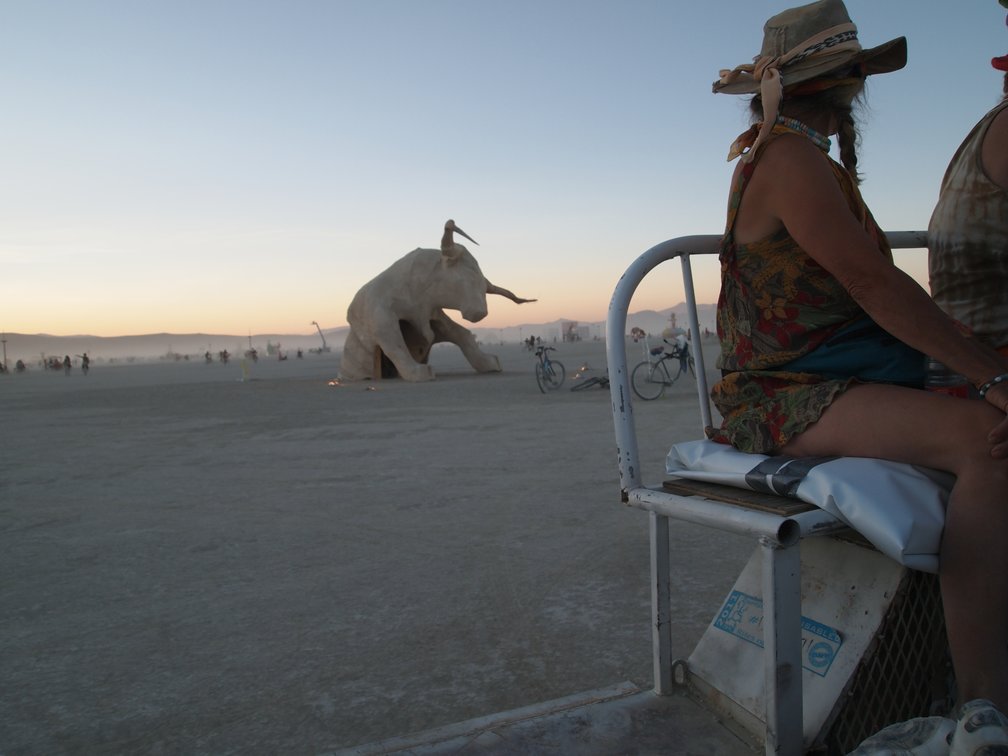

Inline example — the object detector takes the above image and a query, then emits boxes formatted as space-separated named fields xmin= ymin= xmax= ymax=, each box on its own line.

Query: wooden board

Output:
xmin=661 ymin=478 xmax=816 ymax=517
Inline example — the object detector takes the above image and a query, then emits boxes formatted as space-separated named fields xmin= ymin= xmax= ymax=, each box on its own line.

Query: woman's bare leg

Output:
xmin=781 ymin=383 xmax=1008 ymax=710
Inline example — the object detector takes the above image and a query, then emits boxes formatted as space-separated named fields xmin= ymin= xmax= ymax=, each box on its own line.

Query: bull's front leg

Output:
xmin=431 ymin=311 xmax=501 ymax=373
xmin=352 ymin=312 xmax=433 ymax=382
xmin=380 ymin=336 xmax=436 ymax=381
xmin=378 ymin=320 xmax=436 ymax=382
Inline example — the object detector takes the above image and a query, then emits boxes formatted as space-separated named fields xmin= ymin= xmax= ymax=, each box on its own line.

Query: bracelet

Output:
xmin=978 ymin=373 xmax=1008 ymax=398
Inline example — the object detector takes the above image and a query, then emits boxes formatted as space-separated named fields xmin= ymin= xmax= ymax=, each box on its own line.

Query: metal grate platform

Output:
xmin=821 ymin=569 xmax=955 ymax=754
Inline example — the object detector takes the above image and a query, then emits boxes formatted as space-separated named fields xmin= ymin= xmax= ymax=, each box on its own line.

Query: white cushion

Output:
xmin=666 ymin=439 xmax=951 ymax=573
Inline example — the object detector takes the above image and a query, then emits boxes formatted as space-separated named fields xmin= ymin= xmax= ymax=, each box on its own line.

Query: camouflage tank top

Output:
xmin=928 ymin=100 xmax=1008 ymax=351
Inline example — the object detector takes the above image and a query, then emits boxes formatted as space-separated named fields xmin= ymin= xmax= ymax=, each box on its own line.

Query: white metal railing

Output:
xmin=605 ymin=231 xmax=929 ymax=756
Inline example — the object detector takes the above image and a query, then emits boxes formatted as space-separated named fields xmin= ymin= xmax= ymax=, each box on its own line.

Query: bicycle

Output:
xmin=534 ymin=346 xmax=565 ymax=392
xmin=631 ymin=342 xmax=695 ymax=400
xmin=569 ymin=363 xmax=610 ymax=392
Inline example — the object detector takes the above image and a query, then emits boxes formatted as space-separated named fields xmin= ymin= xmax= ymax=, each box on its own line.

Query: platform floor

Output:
xmin=334 ymin=682 xmax=757 ymax=756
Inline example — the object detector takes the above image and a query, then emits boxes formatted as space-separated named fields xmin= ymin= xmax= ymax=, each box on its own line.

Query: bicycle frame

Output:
xmin=537 ymin=348 xmax=554 ymax=372
xmin=632 ymin=341 xmax=693 ymax=401
xmin=661 ymin=350 xmax=689 ymax=381
xmin=651 ymin=356 xmax=677 ymax=386
xmin=535 ymin=346 xmax=565 ymax=392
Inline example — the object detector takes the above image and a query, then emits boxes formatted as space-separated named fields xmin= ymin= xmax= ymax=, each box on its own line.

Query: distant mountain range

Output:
xmin=473 ymin=303 xmax=716 ymax=345
xmin=1 ymin=304 xmax=715 ymax=363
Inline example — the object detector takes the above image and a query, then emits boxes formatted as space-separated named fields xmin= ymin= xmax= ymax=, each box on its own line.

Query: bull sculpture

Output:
xmin=339 ymin=220 xmax=536 ymax=382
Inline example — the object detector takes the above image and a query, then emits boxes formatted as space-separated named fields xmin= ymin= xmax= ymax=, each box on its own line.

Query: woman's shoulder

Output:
xmin=748 ymin=132 xmax=839 ymax=198
xmin=756 ymin=130 xmax=832 ymax=168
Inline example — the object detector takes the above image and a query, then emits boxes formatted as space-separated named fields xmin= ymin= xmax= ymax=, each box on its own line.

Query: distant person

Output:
xmin=205 ymin=350 xmax=212 ymax=364
xmin=81 ymin=353 xmax=90 ymax=375
xmin=62 ymin=355 xmax=71 ymax=375
xmin=928 ymin=8 xmax=1008 ymax=357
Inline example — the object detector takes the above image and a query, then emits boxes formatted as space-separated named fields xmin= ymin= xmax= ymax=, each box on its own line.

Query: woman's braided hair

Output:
xmin=749 ymin=77 xmax=866 ymax=184
xmin=835 ymin=106 xmax=861 ymax=182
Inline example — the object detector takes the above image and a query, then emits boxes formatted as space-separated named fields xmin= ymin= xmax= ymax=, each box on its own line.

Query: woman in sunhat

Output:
xmin=708 ymin=0 xmax=1008 ymax=749
xmin=929 ymin=2 xmax=1008 ymax=358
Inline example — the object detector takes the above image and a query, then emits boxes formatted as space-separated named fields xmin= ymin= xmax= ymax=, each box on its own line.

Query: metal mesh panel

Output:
xmin=819 ymin=569 xmax=955 ymax=755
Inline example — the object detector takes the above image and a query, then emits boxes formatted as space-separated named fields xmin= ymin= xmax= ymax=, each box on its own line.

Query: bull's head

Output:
xmin=439 ymin=219 xmax=489 ymax=322
xmin=439 ymin=219 xmax=537 ymax=321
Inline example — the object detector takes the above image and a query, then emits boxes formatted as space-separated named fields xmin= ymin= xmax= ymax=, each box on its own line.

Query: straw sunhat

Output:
xmin=714 ymin=0 xmax=906 ymax=162
xmin=713 ymin=0 xmax=906 ymax=95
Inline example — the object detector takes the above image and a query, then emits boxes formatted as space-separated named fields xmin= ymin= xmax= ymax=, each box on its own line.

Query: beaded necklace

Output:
xmin=775 ymin=115 xmax=832 ymax=153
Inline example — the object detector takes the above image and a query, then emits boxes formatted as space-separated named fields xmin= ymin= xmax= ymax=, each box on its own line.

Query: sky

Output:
xmin=3 ymin=1 xmax=1006 ymax=337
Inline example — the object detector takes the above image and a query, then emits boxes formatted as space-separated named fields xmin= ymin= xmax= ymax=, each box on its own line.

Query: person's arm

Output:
xmin=757 ymin=136 xmax=1008 ymax=411
xmin=982 ymin=106 xmax=1008 ymax=189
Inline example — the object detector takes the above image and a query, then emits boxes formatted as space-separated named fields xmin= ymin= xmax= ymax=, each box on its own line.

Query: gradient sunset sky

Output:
xmin=3 ymin=1 xmax=1004 ymax=336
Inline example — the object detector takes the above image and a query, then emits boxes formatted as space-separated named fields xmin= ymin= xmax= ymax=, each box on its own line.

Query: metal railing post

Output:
xmin=650 ymin=512 xmax=674 ymax=694
xmin=761 ymin=537 xmax=804 ymax=755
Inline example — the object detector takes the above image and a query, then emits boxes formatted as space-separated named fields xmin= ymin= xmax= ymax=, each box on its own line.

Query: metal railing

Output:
xmin=604 ymin=231 xmax=929 ymax=756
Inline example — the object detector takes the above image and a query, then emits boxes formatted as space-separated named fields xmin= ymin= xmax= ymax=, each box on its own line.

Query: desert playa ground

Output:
xmin=1 ymin=338 xmax=754 ymax=753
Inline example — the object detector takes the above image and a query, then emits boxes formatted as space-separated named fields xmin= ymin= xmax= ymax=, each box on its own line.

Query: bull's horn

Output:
xmin=487 ymin=281 xmax=537 ymax=304
xmin=441 ymin=219 xmax=479 ymax=251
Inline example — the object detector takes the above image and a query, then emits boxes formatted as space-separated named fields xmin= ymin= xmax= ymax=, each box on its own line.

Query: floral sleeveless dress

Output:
xmin=707 ymin=123 xmax=907 ymax=454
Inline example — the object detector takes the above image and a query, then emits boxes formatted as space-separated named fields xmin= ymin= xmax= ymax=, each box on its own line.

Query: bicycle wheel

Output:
xmin=570 ymin=375 xmax=600 ymax=392
xmin=535 ymin=362 xmax=549 ymax=393
xmin=536 ymin=360 xmax=565 ymax=392
xmin=546 ymin=360 xmax=565 ymax=390
xmin=631 ymin=361 xmax=665 ymax=400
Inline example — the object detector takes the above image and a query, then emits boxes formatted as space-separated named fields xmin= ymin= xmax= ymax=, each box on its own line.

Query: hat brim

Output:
xmin=714 ymin=35 xmax=907 ymax=95
xmin=994 ymin=55 xmax=1008 ymax=72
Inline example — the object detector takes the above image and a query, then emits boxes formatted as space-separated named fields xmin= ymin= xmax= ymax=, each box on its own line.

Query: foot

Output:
xmin=848 ymin=715 xmax=955 ymax=755
xmin=949 ymin=699 xmax=1008 ymax=756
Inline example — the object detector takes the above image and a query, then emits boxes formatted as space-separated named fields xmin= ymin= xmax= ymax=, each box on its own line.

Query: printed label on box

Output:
xmin=712 ymin=589 xmax=843 ymax=678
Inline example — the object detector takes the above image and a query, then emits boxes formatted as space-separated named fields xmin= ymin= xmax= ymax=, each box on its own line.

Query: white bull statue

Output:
xmin=339 ymin=220 xmax=536 ymax=382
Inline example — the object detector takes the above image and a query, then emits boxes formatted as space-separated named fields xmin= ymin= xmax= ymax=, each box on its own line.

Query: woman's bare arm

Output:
xmin=749 ymin=136 xmax=1007 ymax=393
